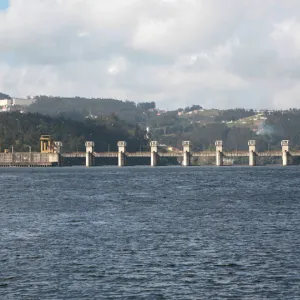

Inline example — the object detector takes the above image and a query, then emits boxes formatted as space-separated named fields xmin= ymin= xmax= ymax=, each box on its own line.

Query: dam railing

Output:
xmin=1 ymin=140 xmax=299 ymax=167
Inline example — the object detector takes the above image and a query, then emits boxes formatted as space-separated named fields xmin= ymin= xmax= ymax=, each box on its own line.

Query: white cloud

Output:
xmin=1 ymin=0 xmax=300 ymax=109
xmin=271 ymin=18 xmax=300 ymax=58
xmin=108 ymin=57 xmax=129 ymax=75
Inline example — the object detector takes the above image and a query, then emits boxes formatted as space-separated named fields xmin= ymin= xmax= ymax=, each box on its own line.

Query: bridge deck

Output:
xmin=223 ymin=151 xmax=249 ymax=157
xmin=63 ymin=152 xmax=86 ymax=158
xmin=126 ymin=152 xmax=151 ymax=157
xmin=290 ymin=151 xmax=300 ymax=156
xmin=62 ymin=150 xmax=300 ymax=158
xmin=94 ymin=152 xmax=118 ymax=157
xmin=159 ymin=152 xmax=182 ymax=157
xmin=257 ymin=151 xmax=282 ymax=157
xmin=192 ymin=151 xmax=216 ymax=157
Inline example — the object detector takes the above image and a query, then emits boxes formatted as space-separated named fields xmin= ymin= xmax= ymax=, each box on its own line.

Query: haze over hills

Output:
xmin=1 ymin=92 xmax=300 ymax=155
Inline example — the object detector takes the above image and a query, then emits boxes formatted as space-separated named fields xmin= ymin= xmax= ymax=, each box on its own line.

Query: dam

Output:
xmin=0 ymin=136 xmax=299 ymax=167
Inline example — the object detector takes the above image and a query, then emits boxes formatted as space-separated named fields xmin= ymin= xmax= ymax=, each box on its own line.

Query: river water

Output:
xmin=1 ymin=167 xmax=300 ymax=299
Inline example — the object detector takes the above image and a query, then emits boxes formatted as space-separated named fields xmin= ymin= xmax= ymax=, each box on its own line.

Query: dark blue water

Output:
xmin=1 ymin=167 xmax=300 ymax=299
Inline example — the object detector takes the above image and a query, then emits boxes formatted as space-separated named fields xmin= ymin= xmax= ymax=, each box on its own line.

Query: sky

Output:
xmin=0 ymin=0 xmax=8 ymax=10
xmin=1 ymin=0 xmax=300 ymax=109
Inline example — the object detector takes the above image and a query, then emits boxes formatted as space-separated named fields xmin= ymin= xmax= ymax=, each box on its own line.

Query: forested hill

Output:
xmin=153 ymin=109 xmax=300 ymax=152
xmin=27 ymin=96 xmax=142 ymax=123
xmin=0 ymin=92 xmax=11 ymax=99
xmin=3 ymin=93 xmax=300 ymax=152
xmin=0 ymin=112 xmax=148 ymax=152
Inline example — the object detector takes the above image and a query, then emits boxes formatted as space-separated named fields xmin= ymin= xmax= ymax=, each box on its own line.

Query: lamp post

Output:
xmin=25 ymin=145 xmax=31 ymax=153
xmin=26 ymin=145 xmax=32 ymax=163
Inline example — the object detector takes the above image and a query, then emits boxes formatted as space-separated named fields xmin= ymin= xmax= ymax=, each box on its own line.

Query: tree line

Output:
xmin=0 ymin=112 xmax=148 ymax=153
xmin=3 ymin=93 xmax=300 ymax=152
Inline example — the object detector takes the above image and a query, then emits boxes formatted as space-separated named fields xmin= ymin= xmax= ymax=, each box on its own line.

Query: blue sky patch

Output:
xmin=0 ymin=0 xmax=9 ymax=10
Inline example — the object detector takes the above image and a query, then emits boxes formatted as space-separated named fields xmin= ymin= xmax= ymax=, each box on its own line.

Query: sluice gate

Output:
xmin=1 ymin=139 xmax=297 ymax=167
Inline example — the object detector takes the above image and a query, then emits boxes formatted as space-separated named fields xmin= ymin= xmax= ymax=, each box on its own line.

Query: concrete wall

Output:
xmin=0 ymin=152 xmax=59 ymax=166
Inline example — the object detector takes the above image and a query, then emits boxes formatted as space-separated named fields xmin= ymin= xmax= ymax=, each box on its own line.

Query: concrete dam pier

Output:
xmin=1 ymin=137 xmax=299 ymax=167
xmin=77 ymin=139 xmax=298 ymax=167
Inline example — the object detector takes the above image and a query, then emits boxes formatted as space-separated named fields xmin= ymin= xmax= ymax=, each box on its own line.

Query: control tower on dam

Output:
xmin=0 ymin=137 xmax=299 ymax=167
xmin=0 ymin=136 xmax=62 ymax=167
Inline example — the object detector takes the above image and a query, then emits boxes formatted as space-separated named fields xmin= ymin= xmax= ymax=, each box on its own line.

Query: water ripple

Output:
xmin=1 ymin=167 xmax=300 ymax=299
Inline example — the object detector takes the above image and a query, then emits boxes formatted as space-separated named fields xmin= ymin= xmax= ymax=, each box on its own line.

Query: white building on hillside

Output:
xmin=12 ymin=98 xmax=35 ymax=106
xmin=0 ymin=99 xmax=13 ymax=106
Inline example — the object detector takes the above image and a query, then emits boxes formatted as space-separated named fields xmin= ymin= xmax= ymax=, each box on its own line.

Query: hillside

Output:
xmin=0 ymin=92 xmax=11 ymax=100
xmin=27 ymin=96 xmax=142 ymax=123
xmin=2 ymin=94 xmax=300 ymax=152
xmin=147 ymin=109 xmax=300 ymax=151
xmin=0 ymin=112 xmax=147 ymax=152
